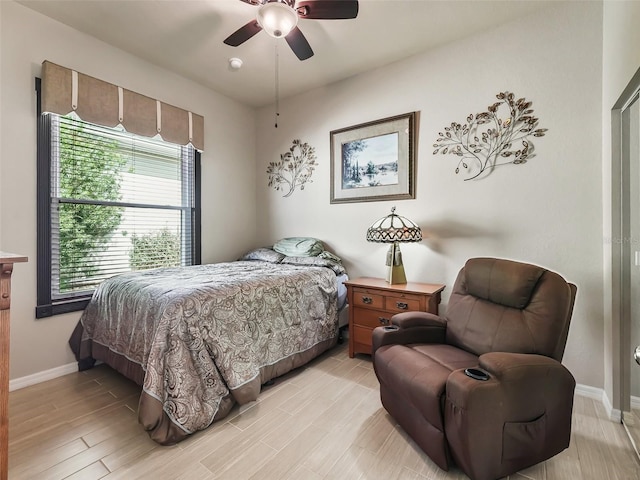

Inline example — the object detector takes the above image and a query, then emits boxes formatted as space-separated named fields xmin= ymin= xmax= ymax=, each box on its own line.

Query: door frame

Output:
xmin=613 ymin=67 xmax=640 ymax=454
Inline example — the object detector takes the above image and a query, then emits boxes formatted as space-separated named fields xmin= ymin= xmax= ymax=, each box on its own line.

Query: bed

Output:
xmin=69 ymin=245 xmax=347 ymax=445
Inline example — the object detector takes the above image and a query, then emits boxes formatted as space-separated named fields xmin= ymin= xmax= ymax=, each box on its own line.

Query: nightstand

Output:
xmin=345 ymin=277 xmax=445 ymax=358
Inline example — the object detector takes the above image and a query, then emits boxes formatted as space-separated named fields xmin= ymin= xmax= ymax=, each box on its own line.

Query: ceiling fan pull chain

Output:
xmin=275 ymin=42 xmax=280 ymax=128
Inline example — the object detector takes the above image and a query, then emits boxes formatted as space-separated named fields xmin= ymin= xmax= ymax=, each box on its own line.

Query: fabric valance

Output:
xmin=40 ymin=60 xmax=204 ymax=151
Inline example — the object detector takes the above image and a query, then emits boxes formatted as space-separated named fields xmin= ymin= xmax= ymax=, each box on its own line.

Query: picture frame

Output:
xmin=330 ymin=112 xmax=417 ymax=204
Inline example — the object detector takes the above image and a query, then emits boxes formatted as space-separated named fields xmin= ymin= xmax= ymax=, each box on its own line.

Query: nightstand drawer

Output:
xmin=352 ymin=288 xmax=384 ymax=309
xmin=346 ymin=277 xmax=445 ymax=358
xmin=353 ymin=324 xmax=374 ymax=347
xmin=385 ymin=295 xmax=421 ymax=313
xmin=352 ymin=307 xmax=393 ymax=328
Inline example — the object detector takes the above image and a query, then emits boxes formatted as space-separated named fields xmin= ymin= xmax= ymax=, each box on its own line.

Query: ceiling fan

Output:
xmin=223 ymin=0 xmax=359 ymax=61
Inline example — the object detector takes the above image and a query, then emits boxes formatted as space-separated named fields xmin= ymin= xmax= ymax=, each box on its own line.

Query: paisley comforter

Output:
xmin=69 ymin=261 xmax=339 ymax=444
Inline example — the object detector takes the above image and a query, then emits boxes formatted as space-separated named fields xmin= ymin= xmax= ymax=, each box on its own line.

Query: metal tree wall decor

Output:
xmin=433 ymin=91 xmax=547 ymax=180
xmin=267 ymin=139 xmax=317 ymax=197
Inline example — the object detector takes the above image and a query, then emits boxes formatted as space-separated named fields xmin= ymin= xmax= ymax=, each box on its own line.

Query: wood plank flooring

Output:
xmin=624 ymin=407 xmax=640 ymax=460
xmin=7 ymin=344 xmax=640 ymax=479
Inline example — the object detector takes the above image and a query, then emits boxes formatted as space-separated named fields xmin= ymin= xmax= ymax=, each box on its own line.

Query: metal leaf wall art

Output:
xmin=267 ymin=139 xmax=317 ymax=197
xmin=434 ymin=91 xmax=547 ymax=180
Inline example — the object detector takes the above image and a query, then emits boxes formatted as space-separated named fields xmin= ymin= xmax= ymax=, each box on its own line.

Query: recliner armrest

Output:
xmin=447 ymin=352 xmax=575 ymax=411
xmin=371 ymin=311 xmax=447 ymax=355
xmin=392 ymin=311 xmax=446 ymax=329
xmin=478 ymin=351 xmax=569 ymax=381
xmin=444 ymin=352 xmax=576 ymax=480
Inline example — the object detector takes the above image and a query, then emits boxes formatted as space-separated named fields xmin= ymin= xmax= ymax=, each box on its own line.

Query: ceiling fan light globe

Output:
xmin=257 ymin=2 xmax=298 ymax=38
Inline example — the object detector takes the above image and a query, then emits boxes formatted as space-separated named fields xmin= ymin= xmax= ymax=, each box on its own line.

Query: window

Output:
xmin=36 ymin=80 xmax=201 ymax=318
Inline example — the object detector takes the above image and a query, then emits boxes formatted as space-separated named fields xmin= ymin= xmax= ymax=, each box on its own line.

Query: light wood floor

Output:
xmin=8 ymin=343 xmax=640 ymax=480
xmin=625 ymin=407 xmax=640 ymax=459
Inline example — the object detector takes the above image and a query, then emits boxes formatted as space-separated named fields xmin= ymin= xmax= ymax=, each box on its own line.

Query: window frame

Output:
xmin=35 ymin=78 xmax=201 ymax=318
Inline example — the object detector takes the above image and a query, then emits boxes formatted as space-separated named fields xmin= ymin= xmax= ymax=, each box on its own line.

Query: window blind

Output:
xmin=50 ymin=114 xmax=195 ymax=299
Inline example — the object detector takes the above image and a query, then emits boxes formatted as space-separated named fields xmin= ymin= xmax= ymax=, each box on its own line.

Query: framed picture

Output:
xmin=330 ymin=112 xmax=417 ymax=204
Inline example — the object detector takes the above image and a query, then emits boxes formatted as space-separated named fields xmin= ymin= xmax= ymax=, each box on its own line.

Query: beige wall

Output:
xmin=256 ymin=2 xmax=604 ymax=388
xmin=2 ymin=0 xmax=634 ymax=399
xmin=602 ymin=0 xmax=640 ymax=411
xmin=0 ymin=1 xmax=258 ymax=379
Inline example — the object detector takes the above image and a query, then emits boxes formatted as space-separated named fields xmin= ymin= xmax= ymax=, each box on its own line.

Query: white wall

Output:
xmin=0 ymin=1 xmax=257 ymax=379
xmin=256 ymin=2 xmax=604 ymax=388
xmin=602 ymin=0 xmax=640 ymax=410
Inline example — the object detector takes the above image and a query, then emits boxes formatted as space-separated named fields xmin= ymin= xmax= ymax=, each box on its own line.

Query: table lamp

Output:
xmin=366 ymin=207 xmax=422 ymax=284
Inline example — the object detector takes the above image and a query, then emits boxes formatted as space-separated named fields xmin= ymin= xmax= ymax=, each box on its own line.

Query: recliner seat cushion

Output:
xmin=375 ymin=343 xmax=478 ymax=431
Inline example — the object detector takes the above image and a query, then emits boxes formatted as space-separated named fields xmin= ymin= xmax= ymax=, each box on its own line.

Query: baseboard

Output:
xmin=575 ymin=383 xmax=621 ymax=422
xmin=575 ymin=383 xmax=603 ymax=400
xmin=9 ymin=362 xmax=78 ymax=392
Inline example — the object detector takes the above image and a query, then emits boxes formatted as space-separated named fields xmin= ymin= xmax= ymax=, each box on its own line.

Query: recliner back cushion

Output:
xmin=464 ymin=257 xmax=545 ymax=309
xmin=445 ymin=258 xmax=574 ymax=361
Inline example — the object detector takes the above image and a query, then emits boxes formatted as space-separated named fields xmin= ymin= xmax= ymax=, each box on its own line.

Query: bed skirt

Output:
xmin=69 ymin=321 xmax=337 ymax=444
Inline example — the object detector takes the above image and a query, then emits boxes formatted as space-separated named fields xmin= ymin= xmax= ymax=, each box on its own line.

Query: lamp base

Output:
xmin=386 ymin=243 xmax=407 ymax=284
xmin=387 ymin=263 xmax=407 ymax=284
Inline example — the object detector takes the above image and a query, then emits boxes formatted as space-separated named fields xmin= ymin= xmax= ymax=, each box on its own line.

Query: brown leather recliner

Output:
xmin=372 ymin=258 xmax=577 ymax=480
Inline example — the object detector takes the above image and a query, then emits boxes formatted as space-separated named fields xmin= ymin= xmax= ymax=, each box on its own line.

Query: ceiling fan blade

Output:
xmin=296 ymin=0 xmax=359 ymax=20
xmin=223 ymin=21 xmax=263 ymax=47
xmin=285 ymin=27 xmax=314 ymax=60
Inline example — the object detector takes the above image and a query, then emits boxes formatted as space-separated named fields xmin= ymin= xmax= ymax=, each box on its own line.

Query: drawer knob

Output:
xmin=396 ymin=301 xmax=408 ymax=310
xmin=362 ymin=296 xmax=373 ymax=304
xmin=378 ymin=317 xmax=390 ymax=325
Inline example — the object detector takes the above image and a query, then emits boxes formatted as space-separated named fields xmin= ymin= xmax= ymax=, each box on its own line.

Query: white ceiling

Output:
xmin=18 ymin=0 xmax=557 ymax=108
